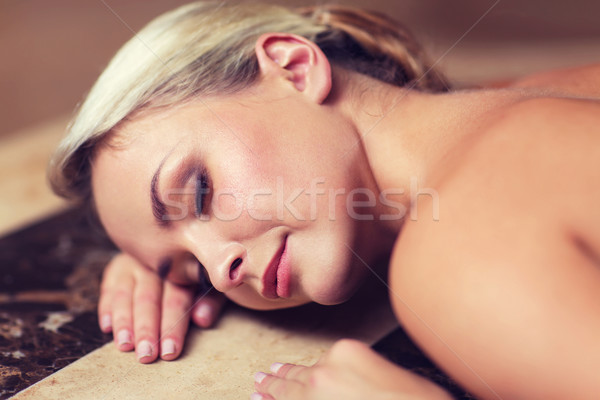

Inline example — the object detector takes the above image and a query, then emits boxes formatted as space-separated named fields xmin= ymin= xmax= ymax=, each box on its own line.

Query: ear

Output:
xmin=255 ymin=33 xmax=332 ymax=104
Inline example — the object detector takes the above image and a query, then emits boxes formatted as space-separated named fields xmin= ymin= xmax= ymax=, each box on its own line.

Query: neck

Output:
xmin=335 ymin=72 xmax=532 ymax=235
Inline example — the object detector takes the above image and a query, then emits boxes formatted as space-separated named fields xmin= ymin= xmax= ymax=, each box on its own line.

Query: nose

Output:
xmin=203 ymin=242 xmax=248 ymax=293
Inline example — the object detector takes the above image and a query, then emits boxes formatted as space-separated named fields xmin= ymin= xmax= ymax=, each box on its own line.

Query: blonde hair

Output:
xmin=48 ymin=1 xmax=448 ymax=203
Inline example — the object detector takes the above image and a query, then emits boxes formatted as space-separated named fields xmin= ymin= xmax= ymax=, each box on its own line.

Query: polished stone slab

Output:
xmin=0 ymin=207 xmax=115 ymax=399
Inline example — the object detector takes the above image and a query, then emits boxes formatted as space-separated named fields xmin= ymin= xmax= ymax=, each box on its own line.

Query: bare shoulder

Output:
xmin=508 ymin=63 xmax=600 ymax=99
xmin=454 ymin=97 xmax=600 ymax=207
xmin=473 ymin=96 xmax=600 ymax=194
xmin=388 ymin=97 xmax=600 ymax=399
xmin=480 ymin=97 xmax=600 ymax=248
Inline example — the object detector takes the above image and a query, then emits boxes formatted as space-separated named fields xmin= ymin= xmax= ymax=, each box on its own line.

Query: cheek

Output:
xmin=210 ymin=188 xmax=246 ymax=221
xmin=209 ymin=142 xmax=272 ymax=220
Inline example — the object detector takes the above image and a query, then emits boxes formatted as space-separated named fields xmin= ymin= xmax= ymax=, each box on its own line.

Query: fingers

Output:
xmin=252 ymin=340 xmax=454 ymax=400
xmin=98 ymin=261 xmax=116 ymax=333
xmin=98 ymin=252 xmax=226 ymax=365
xmin=254 ymin=371 xmax=304 ymax=400
xmin=110 ymin=273 xmax=136 ymax=352
xmin=98 ymin=254 xmax=136 ymax=352
xmin=251 ymin=363 xmax=310 ymax=400
xmin=132 ymin=264 xmax=163 ymax=363
xmin=159 ymin=281 xmax=194 ymax=361
xmin=190 ymin=290 xmax=227 ymax=328
xmin=270 ymin=363 xmax=310 ymax=381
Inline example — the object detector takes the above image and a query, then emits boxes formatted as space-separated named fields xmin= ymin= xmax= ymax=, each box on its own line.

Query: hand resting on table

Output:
xmin=97 ymin=252 xmax=227 ymax=363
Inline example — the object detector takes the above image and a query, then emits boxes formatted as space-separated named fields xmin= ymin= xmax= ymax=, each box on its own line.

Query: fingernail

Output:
xmin=161 ymin=339 xmax=176 ymax=357
xmin=254 ymin=372 xmax=267 ymax=384
xmin=100 ymin=315 xmax=112 ymax=331
xmin=250 ymin=393 xmax=263 ymax=400
xmin=270 ymin=362 xmax=284 ymax=374
xmin=195 ymin=303 xmax=212 ymax=324
xmin=117 ymin=330 xmax=131 ymax=346
xmin=137 ymin=340 xmax=153 ymax=360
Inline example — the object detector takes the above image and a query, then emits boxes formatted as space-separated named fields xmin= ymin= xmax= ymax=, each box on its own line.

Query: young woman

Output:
xmin=48 ymin=2 xmax=600 ymax=399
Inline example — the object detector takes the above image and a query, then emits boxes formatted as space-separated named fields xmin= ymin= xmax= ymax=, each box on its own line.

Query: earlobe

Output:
xmin=255 ymin=33 xmax=332 ymax=104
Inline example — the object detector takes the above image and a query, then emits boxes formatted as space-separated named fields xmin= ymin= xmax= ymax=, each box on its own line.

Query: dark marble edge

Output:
xmin=0 ymin=207 xmax=115 ymax=399
xmin=372 ymin=327 xmax=475 ymax=399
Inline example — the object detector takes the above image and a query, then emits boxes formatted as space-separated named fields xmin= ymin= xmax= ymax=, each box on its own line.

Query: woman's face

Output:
xmin=92 ymin=79 xmax=384 ymax=310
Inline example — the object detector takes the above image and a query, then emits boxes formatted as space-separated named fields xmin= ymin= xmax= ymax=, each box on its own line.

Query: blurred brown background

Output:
xmin=1 ymin=0 xmax=600 ymax=139
xmin=0 ymin=0 xmax=599 ymax=233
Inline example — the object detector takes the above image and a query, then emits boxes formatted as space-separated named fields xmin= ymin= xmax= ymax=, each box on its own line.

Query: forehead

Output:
xmin=90 ymin=104 xmax=205 ymax=250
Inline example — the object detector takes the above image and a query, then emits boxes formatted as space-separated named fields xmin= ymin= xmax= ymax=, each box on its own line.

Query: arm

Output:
xmin=390 ymin=98 xmax=600 ymax=399
xmin=391 ymin=216 xmax=600 ymax=400
xmin=98 ymin=252 xmax=227 ymax=363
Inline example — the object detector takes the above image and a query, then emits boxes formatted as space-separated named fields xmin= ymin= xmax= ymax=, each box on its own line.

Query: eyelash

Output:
xmin=195 ymin=171 xmax=210 ymax=216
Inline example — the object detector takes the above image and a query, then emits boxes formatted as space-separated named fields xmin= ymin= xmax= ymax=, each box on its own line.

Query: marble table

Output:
xmin=0 ymin=207 xmax=115 ymax=398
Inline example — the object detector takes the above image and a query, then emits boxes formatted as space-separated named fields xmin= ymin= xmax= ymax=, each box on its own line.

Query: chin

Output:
xmin=306 ymin=245 xmax=366 ymax=306
xmin=311 ymin=289 xmax=357 ymax=306
xmin=309 ymin=274 xmax=363 ymax=306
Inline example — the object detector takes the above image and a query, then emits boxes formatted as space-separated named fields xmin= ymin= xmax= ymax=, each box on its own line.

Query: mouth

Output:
xmin=261 ymin=235 xmax=290 ymax=299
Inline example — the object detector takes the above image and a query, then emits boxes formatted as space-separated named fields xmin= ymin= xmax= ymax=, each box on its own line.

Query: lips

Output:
xmin=261 ymin=236 xmax=290 ymax=299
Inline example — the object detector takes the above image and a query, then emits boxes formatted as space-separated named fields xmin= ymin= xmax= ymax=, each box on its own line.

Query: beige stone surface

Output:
xmin=0 ymin=116 xmax=69 ymax=235
xmin=14 ymin=284 xmax=397 ymax=400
